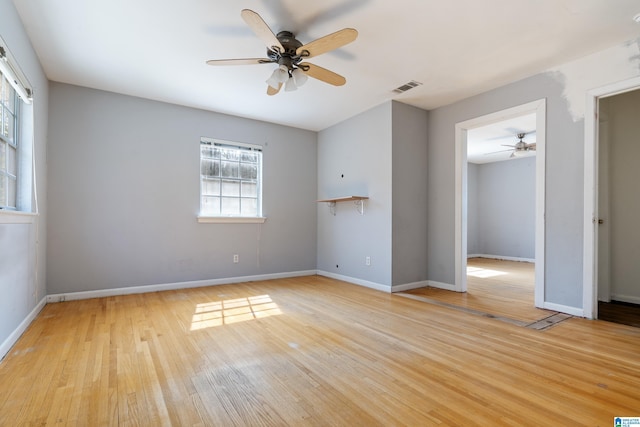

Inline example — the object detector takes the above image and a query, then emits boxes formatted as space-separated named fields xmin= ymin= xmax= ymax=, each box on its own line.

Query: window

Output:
xmin=199 ymin=137 xmax=264 ymax=221
xmin=0 ymin=73 xmax=18 ymax=209
xmin=0 ymin=40 xmax=32 ymax=213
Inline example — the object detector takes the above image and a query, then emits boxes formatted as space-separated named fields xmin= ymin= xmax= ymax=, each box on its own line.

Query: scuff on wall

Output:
xmin=546 ymin=38 xmax=640 ymax=122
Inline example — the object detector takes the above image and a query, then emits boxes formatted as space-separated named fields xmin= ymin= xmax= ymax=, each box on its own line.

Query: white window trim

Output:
xmin=197 ymin=216 xmax=267 ymax=224
xmin=0 ymin=210 xmax=37 ymax=224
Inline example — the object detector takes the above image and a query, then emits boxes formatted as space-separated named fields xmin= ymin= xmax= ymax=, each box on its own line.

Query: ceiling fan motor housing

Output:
xmin=267 ymin=31 xmax=304 ymax=67
xmin=515 ymin=133 xmax=530 ymax=151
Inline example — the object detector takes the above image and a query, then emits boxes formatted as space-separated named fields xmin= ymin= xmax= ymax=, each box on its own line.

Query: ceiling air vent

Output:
xmin=392 ymin=80 xmax=422 ymax=94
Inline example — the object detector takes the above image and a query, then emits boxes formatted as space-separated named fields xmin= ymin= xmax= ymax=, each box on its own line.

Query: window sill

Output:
xmin=197 ymin=216 xmax=267 ymax=224
xmin=0 ymin=210 xmax=38 ymax=224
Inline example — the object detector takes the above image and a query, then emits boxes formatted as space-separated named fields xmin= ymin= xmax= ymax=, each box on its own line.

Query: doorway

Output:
xmin=584 ymin=79 xmax=640 ymax=321
xmin=465 ymin=113 xmax=537 ymax=313
xmin=455 ymin=99 xmax=546 ymax=309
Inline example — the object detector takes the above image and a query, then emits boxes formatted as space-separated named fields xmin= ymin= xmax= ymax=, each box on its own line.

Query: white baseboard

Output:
xmin=0 ymin=296 xmax=47 ymax=361
xmin=316 ymin=270 xmax=391 ymax=293
xmin=427 ymin=280 xmax=458 ymax=292
xmin=46 ymin=270 xmax=318 ymax=303
xmin=468 ymin=254 xmax=535 ymax=263
xmin=393 ymin=280 xmax=459 ymax=292
xmin=610 ymin=294 xmax=640 ymax=305
xmin=543 ymin=302 xmax=584 ymax=317
xmin=392 ymin=280 xmax=429 ymax=292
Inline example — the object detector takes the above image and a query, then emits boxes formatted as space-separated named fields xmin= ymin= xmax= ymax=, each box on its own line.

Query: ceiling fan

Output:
xmin=487 ymin=132 xmax=537 ymax=158
xmin=206 ymin=9 xmax=358 ymax=95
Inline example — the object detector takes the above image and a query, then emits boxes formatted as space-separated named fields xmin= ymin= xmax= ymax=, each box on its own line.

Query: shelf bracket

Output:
xmin=317 ymin=196 xmax=368 ymax=216
xmin=327 ymin=201 xmax=337 ymax=216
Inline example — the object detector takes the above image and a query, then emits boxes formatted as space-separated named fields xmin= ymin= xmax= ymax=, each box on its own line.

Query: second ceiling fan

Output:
xmin=486 ymin=132 xmax=537 ymax=158
xmin=206 ymin=9 xmax=358 ymax=95
xmin=505 ymin=132 xmax=536 ymax=157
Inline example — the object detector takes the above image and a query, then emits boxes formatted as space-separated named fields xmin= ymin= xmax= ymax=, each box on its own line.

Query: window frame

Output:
xmin=197 ymin=137 xmax=266 ymax=224
xmin=0 ymin=76 xmax=19 ymax=210
xmin=0 ymin=38 xmax=33 ymax=216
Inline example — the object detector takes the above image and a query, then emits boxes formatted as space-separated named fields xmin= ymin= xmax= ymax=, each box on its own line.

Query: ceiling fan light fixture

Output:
xmin=284 ymin=76 xmax=298 ymax=92
xmin=291 ymin=68 xmax=308 ymax=87
xmin=266 ymin=64 xmax=289 ymax=89
xmin=513 ymin=148 xmax=535 ymax=157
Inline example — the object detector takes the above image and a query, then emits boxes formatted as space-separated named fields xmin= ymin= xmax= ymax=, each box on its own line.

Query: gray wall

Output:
xmin=317 ymin=103 xmax=393 ymax=287
xmin=391 ymin=102 xmax=429 ymax=286
xmin=47 ymin=83 xmax=317 ymax=294
xmin=428 ymin=73 xmax=584 ymax=309
xmin=467 ymin=163 xmax=479 ymax=254
xmin=468 ymin=157 xmax=535 ymax=259
xmin=0 ymin=0 xmax=48 ymax=354
xmin=600 ymin=90 xmax=640 ymax=302
xmin=317 ymin=101 xmax=429 ymax=289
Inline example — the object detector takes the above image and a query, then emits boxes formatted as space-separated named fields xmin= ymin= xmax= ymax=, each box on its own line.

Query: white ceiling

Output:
xmin=12 ymin=0 xmax=640 ymax=131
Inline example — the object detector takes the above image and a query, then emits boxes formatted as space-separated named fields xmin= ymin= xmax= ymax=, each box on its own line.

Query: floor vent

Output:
xmin=392 ymin=80 xmax=422 ymax=94
xmin=395 ymin=292 xmax=573 ymax=331
xmin=525 ymin=313 xmax=572 ymax=330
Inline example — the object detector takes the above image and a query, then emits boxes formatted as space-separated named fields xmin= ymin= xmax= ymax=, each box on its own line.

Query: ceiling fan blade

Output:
xmin=501 ymin=144 xmax=516 ymax=148
xmin=267 ymin=83 xmax=283 ymax=96
xmin=509 ymin=128 xmax=536 ymax=136
xmin=206 ymin=58 xmax=274 ymax=66
xmin=296 ymin=28 xmax=358 ymax=58
xmin=485 ymin=149 xmax=514 ymax=155
xmin=241 ymin=9 xmax=284 ymax=53
xmin=300 ymin=63 xmax=346 ymax=86
xmin=528 ymin=143 xmax=537 ymax=150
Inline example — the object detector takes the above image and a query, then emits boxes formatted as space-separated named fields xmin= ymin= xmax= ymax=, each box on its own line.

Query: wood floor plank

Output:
xmin=1 ymin=275 xmax=640 ymax=425
xmin=405 ymin=257 xmax=551 ymax=322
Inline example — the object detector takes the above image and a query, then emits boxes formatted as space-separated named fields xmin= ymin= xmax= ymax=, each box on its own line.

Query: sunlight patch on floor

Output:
xmin=467 ymin=266 xmax=508 ymax=278
xmin=191 ymin=294 xmax=281 ymax=330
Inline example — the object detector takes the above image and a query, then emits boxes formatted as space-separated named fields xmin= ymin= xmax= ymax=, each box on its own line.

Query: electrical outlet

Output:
xmin=233 ymin=254 xmax=239 ymax=263
xmin=365 ymin=256 xmax=371 ymax=266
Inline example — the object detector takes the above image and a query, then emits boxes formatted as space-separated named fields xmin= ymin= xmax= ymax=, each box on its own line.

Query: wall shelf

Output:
xmin=317 ymin=196 xmax=369 ymax=215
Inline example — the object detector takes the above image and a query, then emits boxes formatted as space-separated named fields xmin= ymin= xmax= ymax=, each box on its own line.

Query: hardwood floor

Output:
xmin=403 ymin=258 xmax=552 ymax=323
xmin=1 ymin=275 xmax=640 ymax=425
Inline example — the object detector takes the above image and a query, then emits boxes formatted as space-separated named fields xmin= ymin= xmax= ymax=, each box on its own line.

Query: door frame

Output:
xmin=455 ymin=99 xmax=546 ymax=308
xmin=582 ymin=76 xmax=640 ymax=319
